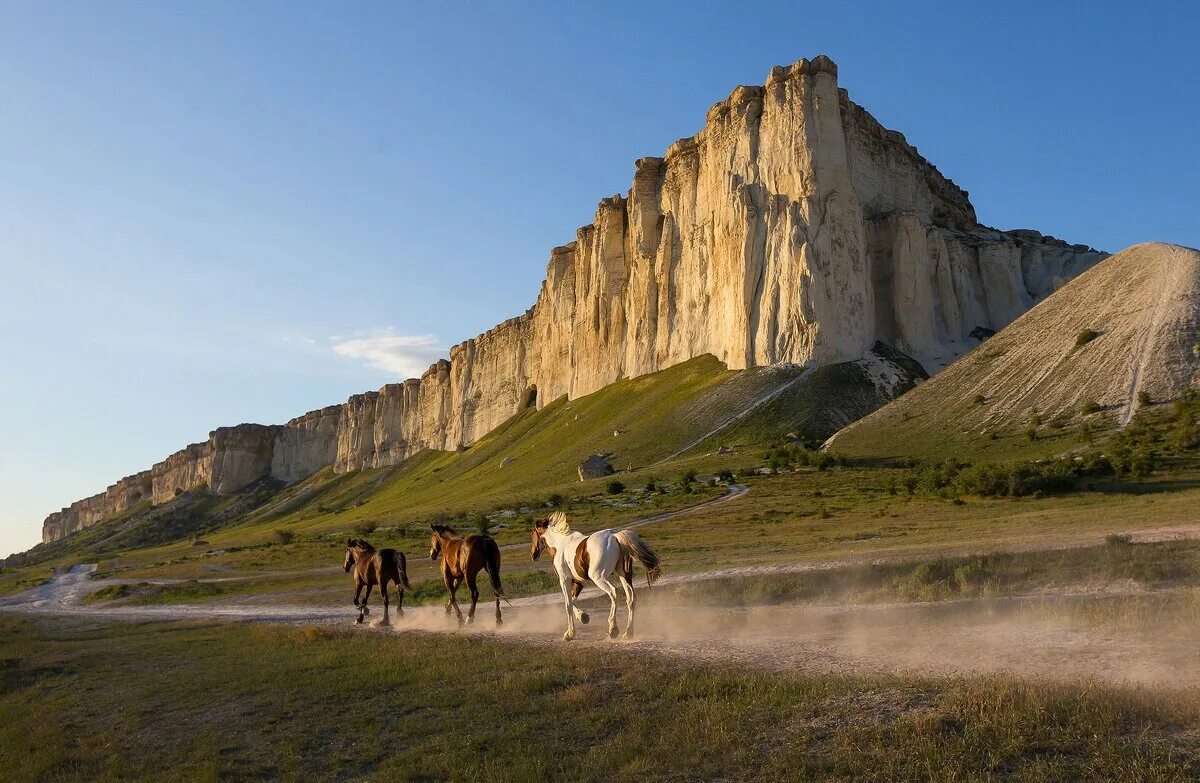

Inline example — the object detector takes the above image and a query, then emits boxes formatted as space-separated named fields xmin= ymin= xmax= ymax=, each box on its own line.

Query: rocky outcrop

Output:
xmin=149 ymin=424 xmax=281 ymax=505
xmin=42 ymin=470 xmax=152 ymax=543
xmin=270 ymin=405 xmax=341 ymax=482
xmin=578 ymin=455 xmax=615 ymax=481
xmin=41 ymin=54 xmax=1106 ymax=544
xmin=828 ymin=243 xmax=1200 ymax=458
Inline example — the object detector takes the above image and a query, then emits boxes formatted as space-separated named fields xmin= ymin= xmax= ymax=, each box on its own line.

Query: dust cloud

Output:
xmin=379 ymin=590 xmax=1200 ymax=689
xmin=7 ymin=566 xmax=1200 ymax=689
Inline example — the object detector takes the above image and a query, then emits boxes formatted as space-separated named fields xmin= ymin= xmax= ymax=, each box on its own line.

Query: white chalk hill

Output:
xmin=828 ymin=243 xmax=1200 ymax=459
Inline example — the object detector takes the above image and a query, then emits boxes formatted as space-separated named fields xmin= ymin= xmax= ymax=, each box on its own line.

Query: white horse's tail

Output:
xmin=614 ymin=529 xmax=662 ymax=587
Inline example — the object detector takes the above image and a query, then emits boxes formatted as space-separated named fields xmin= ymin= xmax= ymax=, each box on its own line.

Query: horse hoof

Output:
xmin=354 ymin=616 xmax=364 ymax=625
xmin=563 ymin=630 xmax=575 ymax=641
xmin=361 ymin=606 xmax=369 ymax=615
xmin=496 ymin=618 xmax=503 ymax=627
xmin=580 ymin=612 xmax=590 ymax=625
xmin=621 ymin=630 xmax=634 ymax=640
xmin=608 ymin=626 xmax=620 ymax=640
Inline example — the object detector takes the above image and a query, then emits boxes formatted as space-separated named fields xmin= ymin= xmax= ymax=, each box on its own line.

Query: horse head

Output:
xmin=343 ymin=538 xmax=359 ymax=572
xmin=530 ymin=518 xmax=550 ymax=561
xmin=429 ymin=524 xmax=454 ymax=562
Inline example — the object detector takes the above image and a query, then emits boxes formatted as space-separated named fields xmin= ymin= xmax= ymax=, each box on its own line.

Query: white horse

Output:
xmin=530 ymin=511 xmax=661 ymax=640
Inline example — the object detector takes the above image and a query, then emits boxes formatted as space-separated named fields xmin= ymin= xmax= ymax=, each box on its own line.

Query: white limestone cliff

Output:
xmin=41 ymin=55 xmax=1105 ymax=543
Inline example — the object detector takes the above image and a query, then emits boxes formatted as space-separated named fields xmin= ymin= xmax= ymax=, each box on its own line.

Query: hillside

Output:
xmin=18 ymin=351 xmax=926 ymax=569
xmin=39 ymin=53 xmax=1104 ymax=546
xmin=828 ymin=243 xmax=1200 ymax=460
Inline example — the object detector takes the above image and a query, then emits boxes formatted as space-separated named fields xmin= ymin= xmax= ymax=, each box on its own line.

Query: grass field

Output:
xmin=4 ymin=357 xmax=1200 ymax=782
xmin=2 ymin=617 xmax=1198 ymax=782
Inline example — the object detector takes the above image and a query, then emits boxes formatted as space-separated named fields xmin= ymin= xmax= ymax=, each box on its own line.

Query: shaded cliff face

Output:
xmin=41 ymin=55 xmax=1105 ymax=544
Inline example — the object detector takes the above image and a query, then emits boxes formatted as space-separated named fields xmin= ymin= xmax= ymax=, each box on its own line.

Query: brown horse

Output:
xmin=428 ymin=524 xmax=506 ymax=625
xmin=343 ymin=538 xmax=411 ymax=625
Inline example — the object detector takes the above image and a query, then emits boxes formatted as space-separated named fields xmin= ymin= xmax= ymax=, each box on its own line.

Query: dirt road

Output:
xmin=6 ymin=550 xmax=1200 ymax=690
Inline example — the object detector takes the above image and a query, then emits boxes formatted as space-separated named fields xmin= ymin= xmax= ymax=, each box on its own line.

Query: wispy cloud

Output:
xmin=331 ymin=332 xmax=445 ymax=377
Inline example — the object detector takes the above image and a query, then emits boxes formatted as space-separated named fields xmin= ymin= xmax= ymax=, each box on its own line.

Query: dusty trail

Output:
xmin=6 ymin=552 xmax=1200 ymax=690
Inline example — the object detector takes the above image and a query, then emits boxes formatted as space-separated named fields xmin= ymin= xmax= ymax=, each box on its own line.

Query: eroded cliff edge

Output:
xmin=41 ymin=55 xmax=1104 ymax=543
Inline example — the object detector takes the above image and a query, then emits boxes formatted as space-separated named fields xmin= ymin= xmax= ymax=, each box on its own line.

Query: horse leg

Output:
xmin=445 ymin=574 xmax=464 ymax=624
xmin=378 ymin=581 xmax=391 ymax=626
xmin=618 ymin=572 xmax=636 ymax=639
xmin=361 ymin=584 xmax=373 ymax=616
xmin=395 ymin=581 xmax=405 ymax=616
xmin=353 ymin=581 xmax=365 ymax=624
xmin=558 ymin=573 xmax=577 ymax=640
xmin=444 ymin=576 xmax=456 ymax=614
xmin=466 ymin=570 xmax=480 ymax=625
xmin=571 ymin=581 xmax=589 ymax=625
xmin=592 ymin=571 xmax=620 ymax=639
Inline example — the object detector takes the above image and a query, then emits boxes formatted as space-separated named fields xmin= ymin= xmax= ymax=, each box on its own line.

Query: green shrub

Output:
xmin=546 ymin=493 xmax=565 ymax=508
xmin=605 ymin=480 xmax=625 ymax=495
xmin=1077 ymin=420 xmax=1097 ymax=444
xmin=273 ymin=529 xmax=295 ymax=545
xmin=899 ymin=455 xmax=1112 ymax=500
xmin=679 ymin=470 xmax=697 ymax=486
xmin=353 ymin=521 xmax=378 ymax=536
xmin=1023 ymin=427 xmax=1038 ymax=442
xmin=1080 ymin=400 xmax=1102 ymax=415
xmin=1075 ymin=329 xmax=1101 ymax=348
xmin=973 ymin=393 xmax=986 ymax=406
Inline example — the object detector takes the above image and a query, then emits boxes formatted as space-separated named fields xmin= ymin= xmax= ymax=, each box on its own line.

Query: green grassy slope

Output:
xmin=696 ymin=345 xmax=927 ymax=452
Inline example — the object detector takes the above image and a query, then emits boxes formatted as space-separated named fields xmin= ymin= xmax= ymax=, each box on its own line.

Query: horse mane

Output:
xmin=348 ymin=538 xmax=375 ymax=552
xmin=547 ymin=511 xmax=572 ymax=535
xmin=430 ymin=524 xmax=461 ymax=540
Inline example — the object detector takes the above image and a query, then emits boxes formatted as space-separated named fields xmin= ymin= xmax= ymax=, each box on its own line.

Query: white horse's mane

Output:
xmin=547 ymin=511 xmax=572 ymax=535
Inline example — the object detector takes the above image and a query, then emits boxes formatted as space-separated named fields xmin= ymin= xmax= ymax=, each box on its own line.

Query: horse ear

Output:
xmin=347 ymin=538 xmax=354 ymax=547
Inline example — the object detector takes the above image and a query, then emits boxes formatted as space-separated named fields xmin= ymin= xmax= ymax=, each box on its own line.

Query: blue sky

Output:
xmin=1 ymin=1 xmax=1197 ymax=556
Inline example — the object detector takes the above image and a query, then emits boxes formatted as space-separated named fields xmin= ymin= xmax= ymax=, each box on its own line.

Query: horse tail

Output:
xmin=396 ymin=551 xmax=412 ymax=591
xmin=482 ymin=537 xmax=509 ymax=603
xmin=614 ymin=529 xmax=662 ymax=587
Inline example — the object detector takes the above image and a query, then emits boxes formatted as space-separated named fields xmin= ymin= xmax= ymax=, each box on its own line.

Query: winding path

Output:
xmin=6 ymin=489 xmax=1200 ymax=689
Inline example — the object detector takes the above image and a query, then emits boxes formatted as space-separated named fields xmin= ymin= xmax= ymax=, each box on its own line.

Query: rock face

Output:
xmin=270 ymin=405 xmax=341 ymax=483
xmin=149 ymin=424 xmax=281 ymax=505
xmin=42 ymin=470 xmax=152 ymax=542
xmin=578 ymin=455 xmax=615 ymax=481
xmin=828 ymin=243 xmax=1200 ymax=458
xmin=41 ymin=54 xmax=1106 ymax=544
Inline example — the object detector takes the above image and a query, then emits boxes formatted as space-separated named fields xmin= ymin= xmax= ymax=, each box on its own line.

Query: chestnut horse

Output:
xmin=531 ymin=512 xmax=661 ymax=640
xmin=343 ymin=538 xmax=411 ymax=625
xmin=428 ymin=524 xmax=506 ymax=625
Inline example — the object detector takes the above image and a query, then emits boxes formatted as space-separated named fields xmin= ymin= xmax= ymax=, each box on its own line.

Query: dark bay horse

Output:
xmin=428 ymin=524 xmax=506 ymax=625
xmin=343 ymin=538 xmax=411 ymax=625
